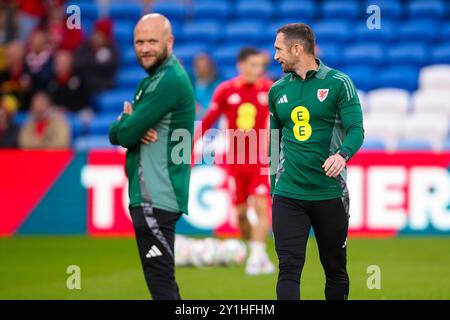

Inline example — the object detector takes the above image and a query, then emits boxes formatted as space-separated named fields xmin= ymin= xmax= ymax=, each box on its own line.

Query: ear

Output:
xmin=293 ymin=43 xmax=303 ymax=57
xmin=168 ymin=35 xmax=174 ymax=49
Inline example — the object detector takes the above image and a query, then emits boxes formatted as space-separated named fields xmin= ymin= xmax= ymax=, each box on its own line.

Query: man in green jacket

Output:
xmin=269 ymin=23 xmax=364 ymax=300
xmin=109 ymin=14 xmax=195 ymax=300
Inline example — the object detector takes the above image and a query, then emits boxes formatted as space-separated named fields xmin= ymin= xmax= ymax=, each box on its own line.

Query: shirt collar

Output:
xmin=291 ymin=58 xmax=324 ymax=81
xmin=146 ymin=53 xmax=175 ymax=76
xmin=233 ymin=75 xmax=265 ymax=89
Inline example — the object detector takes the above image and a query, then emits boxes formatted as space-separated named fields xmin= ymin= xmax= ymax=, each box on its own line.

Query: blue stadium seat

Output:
xmin=361 ymin=138 xmax=386 ymax=150
xmin=441 ymin=23 xmax=450 ymax=40
xmin=182 ymin=21 xmax=221 ymax=44
xmin=341 ymin=65 xmax=376 ymax=91
xmin=317 ymin=43 xmax=344 ymax=67
xmin=152 ymin=1 xmax=189 ymax=21
xmin=66 ymin=114 xmax=83 ymax=139
xmin=408 ymin=0 xmax=445 ymax=19
xmin=212 ymin=44 xmax=243 ymax=67
xmin=343 ymin=43 xmax=384 ymax=66
xmin=13 ymin=112 xmax=28 ymax=126
xmin=266 ymin=64 xmax=284 ymax=81
xmin=276 ymin=1 xmax=316 ymax=20
xmin=174 ymin=44 xmax=210 ymax=68
xmin=80 ymin=17 xmax=95 ymax=36
xmin=398 ymin=19 xmax=440 ymax=42
xmin=235 ymin=1 xmax=273 ymax=20
xmin=88 ymin=114 xmax=118 ymax=135
xmin=314 ymin=20 xmax=350 ymax=43
xmin=221 ymin=66 xmax=238 ymax=80
xmin=66 ymin=1 xmax=98 ymax=20
xmin=74 ymin=135 xmax=115 ymax=151
xmin=431 ymin=43 xmax=450 ymax=64
xmin=225 ymin=21 xmax=265 ymax=44
xmin=193 ymin=2 xmax=231 ymax=21
xmin=443 ymin=137 xmax=450 ymax=150
xmin=353 ymin=20 xmax=395 ymax=42
xmin=387 ymin=43 xmax=427 ymax=67
xmin=121 ymin=47 xmax=138 ymax=67
xmin=365 ymin=1 xmax=403 ymax=19
xmin=109 ymin=3 xmax=142 ymax=21
xmin=116 ymin=67 xmax=147 ymax=89
xmin=377 ymin=66 xmax=419 ymax=91
xmin=113 ymin=20 xmax=135 ymax=45
xmin=397 ymin=139 xmax=433 ymax=150
xmin=321 ymin=1 xmax=360 ymax=19
xmin=96 ymin=89 xmax=136 ymax=113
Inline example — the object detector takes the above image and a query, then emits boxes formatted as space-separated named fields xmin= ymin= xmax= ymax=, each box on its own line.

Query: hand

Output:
xmin=123 ymin=101 xmax=133 ymax=115
xmin=322 ymin=153 xmax=346 ymax=178
xmin=140 ymin=128 xmax=158 ymax=144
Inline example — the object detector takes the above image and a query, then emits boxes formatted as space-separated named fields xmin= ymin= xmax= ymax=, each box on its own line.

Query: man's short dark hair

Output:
xmin=237 ymin=47 xmax=261 ymax=62
xmin=277 ymin=23 xmax=315 ymax=55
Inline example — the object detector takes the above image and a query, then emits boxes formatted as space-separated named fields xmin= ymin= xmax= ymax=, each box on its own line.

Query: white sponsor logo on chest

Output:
xmin=227 ymin=93 xmax=241 ymax=104
xmin=257 ymin=91 xmax=268 ymax=105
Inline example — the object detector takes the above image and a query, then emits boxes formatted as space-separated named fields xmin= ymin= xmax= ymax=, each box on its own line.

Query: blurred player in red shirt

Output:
xmin=193 ymin=47 xmax=274 ymax=275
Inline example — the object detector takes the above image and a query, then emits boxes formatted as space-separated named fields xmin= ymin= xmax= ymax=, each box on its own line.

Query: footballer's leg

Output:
xmin=240 ymin=166 xmax=274 ymax=275
xmin=272 ymin=195 xmax=311 ymax=299
xmin=230 ymin=170 xmax=252 ymax=240
xmin=246 ymin=194 xmax=275 ymax=275
xmin=309 ymin=197 xmax=350 ymax=300
xmin=236 ymin=203 xmax=251 ymax=240
xmin=130 ymin=205 xmax=182 ymax=300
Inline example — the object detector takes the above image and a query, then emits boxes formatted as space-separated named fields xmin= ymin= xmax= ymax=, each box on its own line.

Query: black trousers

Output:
xmin=129 ymin=205 xmax=182 ymax=300
xmin=272 ymin=194 xmax=350 ymax=300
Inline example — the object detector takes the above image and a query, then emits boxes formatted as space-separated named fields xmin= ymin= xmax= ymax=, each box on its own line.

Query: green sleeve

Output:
xmin=108 ymin=119 xmax=121 ymax=145
xmin=116 ymin=72 xmax=177 ymax=148
xmin=269 ymin=88 xmax=282 ymax=195
xmin=337 ymin=78 xmax=365 ymax=160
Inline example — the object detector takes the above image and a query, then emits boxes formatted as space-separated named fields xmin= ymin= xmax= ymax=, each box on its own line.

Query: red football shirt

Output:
xmin=194 ymin=76 xmax=272 ymax=167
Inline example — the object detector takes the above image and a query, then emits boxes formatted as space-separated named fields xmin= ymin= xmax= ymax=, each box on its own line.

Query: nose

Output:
xmin=274 ymin=52 xmax=279 ymax=61
xmin=141 ymin=42 xmax=151 ymax=53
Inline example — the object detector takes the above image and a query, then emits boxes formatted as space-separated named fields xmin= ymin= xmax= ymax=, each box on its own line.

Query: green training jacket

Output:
xmin=269 ymin=59 xmax=364 ymax=201
xmin=109 ymin=54 xmax=195 ymax=214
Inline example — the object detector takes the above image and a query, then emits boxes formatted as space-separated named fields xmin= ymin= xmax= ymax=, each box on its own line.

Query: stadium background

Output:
xmin=0 ymin=0 xmax=449 ymax=299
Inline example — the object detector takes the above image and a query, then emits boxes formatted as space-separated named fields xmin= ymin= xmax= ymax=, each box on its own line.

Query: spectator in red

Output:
xmin=75 ymin=18 xmax=119 ymax=94
xmin=0 ymin=93 xmax=20 ymax=148
xmin=45 ymin=2 xmax=83 ymax=51
xmin=19 ymin=90 xmax=70 ymax=149
xmin=16 ymin=0 xmax=47 ymax=42
xmin=24 ymin=29 xmax=53 ymax=93
xmin=0 ymin=41 xmax=31 ymax=110
xmin=48 ymin=49 xmax=90 ymax=113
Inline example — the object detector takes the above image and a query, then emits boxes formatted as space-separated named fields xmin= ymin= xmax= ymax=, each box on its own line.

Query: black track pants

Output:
xmin=272 ymin=194 xmax=350 ymax=300
xmin=130 ymin=205 xmax=182 ymax=300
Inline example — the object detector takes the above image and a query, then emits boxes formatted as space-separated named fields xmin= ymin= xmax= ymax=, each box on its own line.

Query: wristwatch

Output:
xmin=337 ymin=150 xmax=349 ymax=162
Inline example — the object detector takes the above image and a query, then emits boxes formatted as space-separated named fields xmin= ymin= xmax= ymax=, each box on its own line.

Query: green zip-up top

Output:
xmin=109 ymin=54 xmax=195 ymax=214
xmin=269 ymin=59 xmax=364 ymax=201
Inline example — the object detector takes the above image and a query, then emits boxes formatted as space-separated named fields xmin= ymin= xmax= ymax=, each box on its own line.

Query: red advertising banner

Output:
xmin=1 ymin=150 xmax=449 ymax=237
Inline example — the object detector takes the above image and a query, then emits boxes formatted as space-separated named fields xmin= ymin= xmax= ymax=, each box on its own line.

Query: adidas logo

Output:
xmin=146 ymin=245 xmax=163 ymax=258
xmin=277 ymin=94 xmax=288 ymax=104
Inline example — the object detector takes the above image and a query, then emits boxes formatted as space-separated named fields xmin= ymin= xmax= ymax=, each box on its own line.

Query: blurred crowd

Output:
xmin=0 ymin=0 xmax=271 ymax=150
xmin=0 ymin=0 xmax=120 ymax=149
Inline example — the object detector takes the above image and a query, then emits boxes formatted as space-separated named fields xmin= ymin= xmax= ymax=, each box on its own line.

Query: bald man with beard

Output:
xmin=109 ymin=14 xmax=195 ymax=300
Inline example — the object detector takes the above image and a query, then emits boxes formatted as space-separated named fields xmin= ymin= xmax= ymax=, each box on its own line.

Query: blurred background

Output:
xmin=0 ymin=0 xmax=449 ymax=299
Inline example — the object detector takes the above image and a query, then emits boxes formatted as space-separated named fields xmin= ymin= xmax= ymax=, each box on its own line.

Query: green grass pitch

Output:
xmin=1 ymin=236 xmax=449 ymax=300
